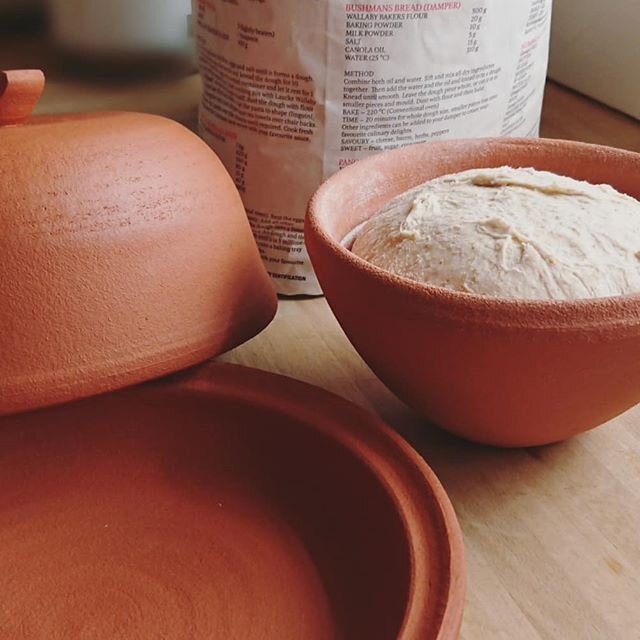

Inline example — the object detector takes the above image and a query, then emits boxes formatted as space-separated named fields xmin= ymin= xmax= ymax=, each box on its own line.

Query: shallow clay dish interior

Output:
xmin=0 ymin=362 xmax=464 ymax=640
xmin=0 ymin=70 xmax=276 ymax=416
xmin=306 ymin=138 xmax=640 ymax=447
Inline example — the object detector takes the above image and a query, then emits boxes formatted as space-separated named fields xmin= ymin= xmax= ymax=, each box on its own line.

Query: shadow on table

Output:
xmin=375 ymin=394 xmax=585 ymax=515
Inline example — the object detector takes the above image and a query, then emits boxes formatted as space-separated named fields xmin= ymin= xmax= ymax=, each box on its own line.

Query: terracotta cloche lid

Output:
xmin=0 ymin=70 xmax=277 ymax=415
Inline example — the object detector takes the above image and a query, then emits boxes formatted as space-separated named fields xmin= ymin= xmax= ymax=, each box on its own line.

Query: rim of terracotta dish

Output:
xmin=165 ymin=363 xmax=465 ymax=640
xmin=307 ymin=137 xmax=640 ymax=333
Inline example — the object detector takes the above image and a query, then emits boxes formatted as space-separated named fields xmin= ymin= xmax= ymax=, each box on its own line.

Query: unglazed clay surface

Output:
xmin=0 ymin=362 xmax=464 ymax=640
xmin=0 ymin=70 xmax=277 ymax=415
xmin=306 ymin=138 xmax=640 ymax=446
xmin=0 ymin=69 xmax=44 ymax=125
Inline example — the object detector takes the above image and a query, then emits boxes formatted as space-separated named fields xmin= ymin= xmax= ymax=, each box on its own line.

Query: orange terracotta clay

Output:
xmin=0 ymin=70 xmax=277 ymax=416
xmin=0 ymin=362 xmax=464 ymax=639
xmin=306 ymin=138 xmax=640 ymax=447
xmin=0 ymin=69 xmax=44 ymax=124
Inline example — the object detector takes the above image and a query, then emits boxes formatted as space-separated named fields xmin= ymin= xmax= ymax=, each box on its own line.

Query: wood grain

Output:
xmin=222 ymin=84 xmax=640 ymax=640
xmin=541 ymin=81 xmax=640 ymax=152
xmin=221 ymin=299 xmax=640 ymax=640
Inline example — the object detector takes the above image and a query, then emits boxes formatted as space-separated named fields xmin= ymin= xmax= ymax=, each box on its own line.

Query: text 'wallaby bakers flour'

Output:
xmin=193 ymin=0 xmax=552 ymax=294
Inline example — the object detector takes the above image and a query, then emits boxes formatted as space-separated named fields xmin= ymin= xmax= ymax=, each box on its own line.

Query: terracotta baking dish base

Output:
xmin=0 ymin=363 xmax=464 ymax=640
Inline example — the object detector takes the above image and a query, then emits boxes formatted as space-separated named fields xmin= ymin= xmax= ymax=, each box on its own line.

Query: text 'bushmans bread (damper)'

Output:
xmin=193 ymin=0 xmax=553 ymax=294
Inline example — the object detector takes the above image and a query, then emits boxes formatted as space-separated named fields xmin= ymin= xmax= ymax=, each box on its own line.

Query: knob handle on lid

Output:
xmin=0 ymin=70 xmax=45 ymax=126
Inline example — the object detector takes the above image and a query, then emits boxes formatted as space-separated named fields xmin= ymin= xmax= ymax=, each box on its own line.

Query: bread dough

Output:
xmin=350 ymin=166 xmax=640 ymax=300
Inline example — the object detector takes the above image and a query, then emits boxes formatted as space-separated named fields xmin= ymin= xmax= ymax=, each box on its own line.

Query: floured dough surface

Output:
xmin=351 ymin=166 xmax=640 ymax=300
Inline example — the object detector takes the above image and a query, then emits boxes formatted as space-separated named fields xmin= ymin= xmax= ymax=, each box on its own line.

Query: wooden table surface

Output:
xmin=230 ymin=85 xmax=640 ymax=640
xmin=25 ymin=54 xmax=640 ymax=640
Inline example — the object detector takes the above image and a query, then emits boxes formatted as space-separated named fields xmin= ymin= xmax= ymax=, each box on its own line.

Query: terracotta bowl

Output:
xmin=306 ymin=138 xmax=640 ymax=447
xmin=0 ymin=70 xmax=277 ymax=415
xmin=0 ymin=362 xmax=465 ymax=640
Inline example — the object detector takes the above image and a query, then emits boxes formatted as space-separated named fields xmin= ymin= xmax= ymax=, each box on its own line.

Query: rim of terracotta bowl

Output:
xmin=307 ymin=137 xmax=640 ymax=334
xmin=170 ymin=363 xmax=466 ymax=639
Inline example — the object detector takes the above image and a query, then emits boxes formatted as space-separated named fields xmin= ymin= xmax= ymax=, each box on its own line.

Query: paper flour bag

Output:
xmin=193 ymin=0 xmax=552 ymax=294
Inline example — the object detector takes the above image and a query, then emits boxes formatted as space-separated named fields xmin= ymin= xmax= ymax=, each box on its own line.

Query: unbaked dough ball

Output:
xmin=351 ymin=167 xmax=640 ymax=300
